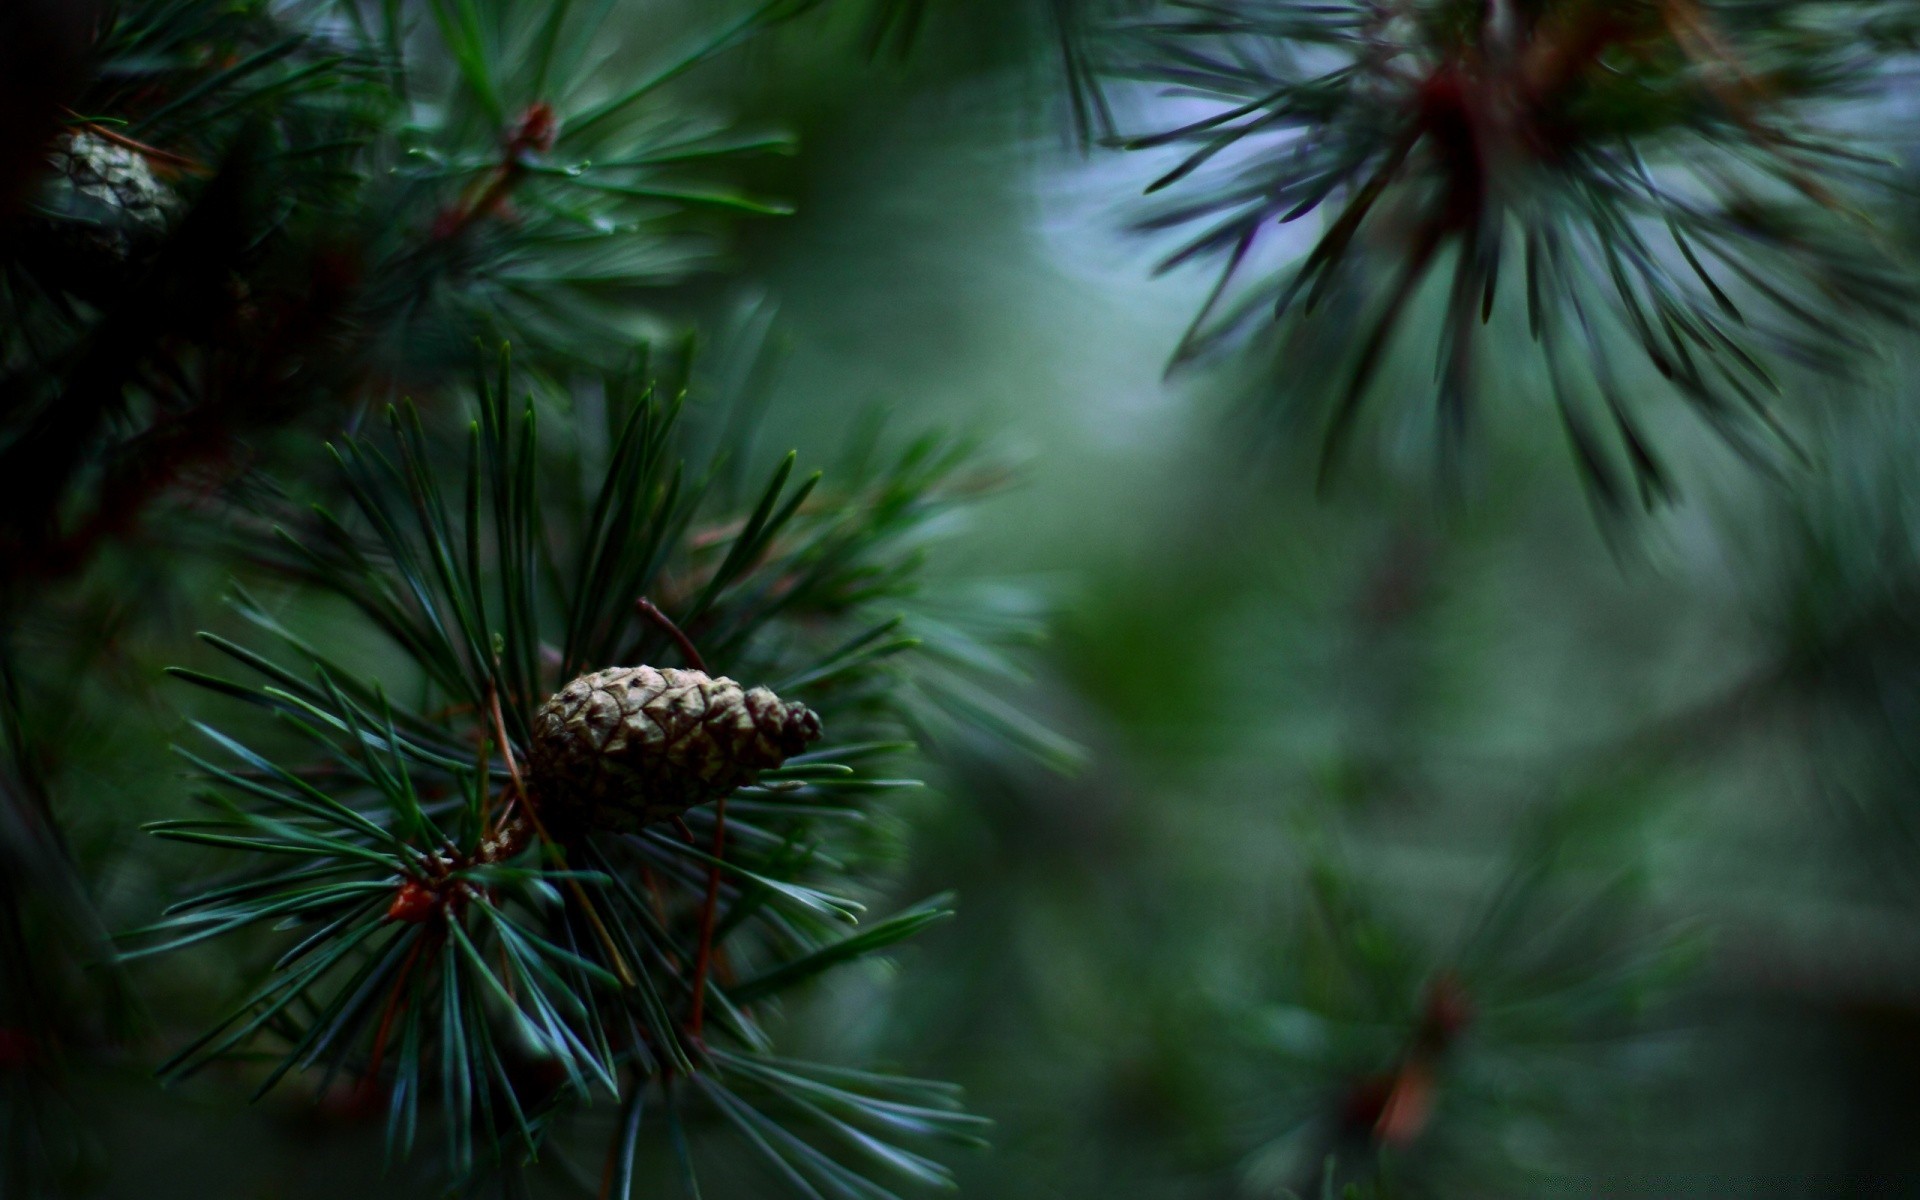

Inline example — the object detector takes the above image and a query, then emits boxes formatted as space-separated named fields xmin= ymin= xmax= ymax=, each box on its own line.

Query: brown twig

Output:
xmin=362 ymin=932 xmax=431 ymax=1091
xmin=485 ymin=682 xmax=638 ymax=988
xmin=636 ymin=597 xmax=708 ymax=673
xmin=633 ymin=601 xmax=727 ymax=1041
xmin=59 ymin=107 xmax=204 ymax=173
xmin=430 ymin=102 xmax=557 ymax=241
xmin=688 ymin=796 xmax=727 ymax=1041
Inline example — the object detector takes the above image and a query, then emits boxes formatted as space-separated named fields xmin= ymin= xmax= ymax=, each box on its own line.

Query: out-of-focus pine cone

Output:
xmin=45 ymin=130 xmax=177 ymax=259
xmin=527 ymin=665 xmax=822 ymax=834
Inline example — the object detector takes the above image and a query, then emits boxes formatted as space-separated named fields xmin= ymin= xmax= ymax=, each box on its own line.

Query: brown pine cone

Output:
xmin=527 ymin=666 xmax=822 ymax=834
xmin=45 ymin=130 xmax=178 ymax=259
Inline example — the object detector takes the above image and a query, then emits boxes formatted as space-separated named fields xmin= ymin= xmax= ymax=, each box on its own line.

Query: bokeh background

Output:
xmin=18 ymin=2 xmax=1920 ymax=1196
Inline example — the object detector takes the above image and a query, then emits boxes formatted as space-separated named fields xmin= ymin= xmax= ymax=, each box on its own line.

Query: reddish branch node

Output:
xmin=385 ymin=872 xmax=481 ymax=924
xmin=385 ymin=877 xmax=448 ymax=924
xmin=509 ymin=101 xmax=560 ymax=158
xmin=430 ymin=101 xmax=559 ymax=240
xmin=1383 ymin=4 xmax=1777 ymax=247
xmin=384 ymin=853 xmax=491 ymax=925
xmin=1341 ymin=973 xmax=1477 ymax=1149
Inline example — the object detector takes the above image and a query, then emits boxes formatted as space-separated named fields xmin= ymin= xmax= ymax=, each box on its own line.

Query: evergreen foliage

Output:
xmin=1094 ymin=1 xmax=1920 ymax=506
xmin=122 ymin=351 xmax=1008 ymax=1190
xmin=1231 ymin=803 xmax=1698 ymax=1199
xmin=9 ymin=1 xmax=1920 ymax=1198
xmin=0 ymin=0 xmax=804 ymax=577
xmin=0 ymin=0 xmax=1043 ymax=1194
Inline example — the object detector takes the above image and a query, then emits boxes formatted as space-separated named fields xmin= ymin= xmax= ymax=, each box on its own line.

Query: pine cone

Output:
xmin=45 ymin=130 xmax=177 ymax=259
xmin=527 ymin=666 xmax=822 ymax=834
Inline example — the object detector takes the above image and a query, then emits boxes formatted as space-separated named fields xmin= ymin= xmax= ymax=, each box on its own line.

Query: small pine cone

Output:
xmin=528 ymin=666 xmax=822 ymax=834
xmin=46 ymin=130 xmax=177 ymax=259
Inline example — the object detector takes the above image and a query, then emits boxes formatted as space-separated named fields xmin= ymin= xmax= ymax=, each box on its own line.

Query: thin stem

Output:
xmin=630 ymin=604 xmax=726 ymax=1038
xmin=622 ymin=603 xmax=725 ymax=1032
xmin=486 ymin=682 xmax=638 ymax=989
xmin=59 ymin=107 xmax=205 ymax=172
xmin=431 ymin=103 xmax=556 ymax=240
xmin=636 ymin=597 xmax=708 ymax=673
xmin=688 ymin=795 xmax=726 ymax=1040
xmin=362 ymin=932 xmax=431 ymax=1090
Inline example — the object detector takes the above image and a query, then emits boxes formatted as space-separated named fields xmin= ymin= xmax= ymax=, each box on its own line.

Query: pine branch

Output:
xmin=126 ymin=348 xmax=1039 ymax=1194
xmin=1100 ymin=0 xmax=1919 ymax=511
xmin=0 ymin=0 xmax=810 ymax=579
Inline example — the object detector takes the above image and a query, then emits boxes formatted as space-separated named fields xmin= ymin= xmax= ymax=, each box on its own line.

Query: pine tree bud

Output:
xmin=528 ymin=666 xmax=822 ymax=834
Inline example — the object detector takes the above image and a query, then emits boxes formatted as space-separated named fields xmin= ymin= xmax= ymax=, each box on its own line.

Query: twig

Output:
xmin=636 ymin=597 xmax=708 ymax=673
xmin=362 ymin=932 xmax=431 ymax=1091
xmin=486 ymin=682 xmax=638 ymax=989
xmin=431 ymin=102 xmax=557 ymax=240
xmin=58 ymin=107 xmax=204 ymax=172
xmin=633 ymin=601 xmax=726 ymax=1040
xmin=688 ymin=795 xmax=727 ymax=1041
